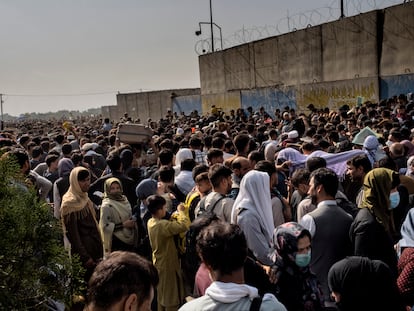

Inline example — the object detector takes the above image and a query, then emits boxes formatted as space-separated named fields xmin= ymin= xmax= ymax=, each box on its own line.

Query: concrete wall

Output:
xmin=197 ymin=2 xmax=414 ymax=115
xmin=240 ymin=88 xmax=296 ymax=113
xmin=321 ymin=11 xmax=379 ymax=81
xmin=116 ymin=88 xmax=200 ymax=122
xmin=380 ymin=73 xmax=414 ymax=99
xmin=381 ymin=4 xmax=414 ymax=76
xmin=296 ymin=77 xmax=379 ymax=112
xmin=172 ymin=95 xmax=202 ymax=116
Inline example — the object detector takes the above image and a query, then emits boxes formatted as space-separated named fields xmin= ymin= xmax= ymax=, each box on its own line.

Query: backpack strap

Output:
xmin=197 ymin=194 xmax=225 ymax=218
xmin=208 ymin=194 xmax=225 ymax=214
xmin=249 ymin=296 xmax=263 ymax=311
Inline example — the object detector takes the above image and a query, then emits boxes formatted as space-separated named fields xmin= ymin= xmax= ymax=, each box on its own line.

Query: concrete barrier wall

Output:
xmin=381 ymin=3 xmax=414 ymax=76
xmin=380 ymin=73 xmax=414 ymax=99
xmin=201 ymin=91 xmax=241 ymax=115
xmin=296 ymin=77 xmax=379 ymax=113
xmin=197 ymin=3 xmax=413 ymax=115
xmin=199 ymin=52 xmax=226 ymax=95
xmin=224 ymin=44 xmax=254 ymax=91
xmin=172 ymin=95 xmax=202 ymax=115
xmin=116 ymin=88 xmax=200 ymax=122
xmin=240 ymin=88 xmax=296 ymax=113
xmin=321 ymin=11 xmax=379 ymax=81
xmin=110 ymin=3 xmax=413 ymax=119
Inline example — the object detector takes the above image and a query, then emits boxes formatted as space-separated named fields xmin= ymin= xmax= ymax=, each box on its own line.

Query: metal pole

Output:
xmin=210 ymin=0 xmax=214 ymax=52
xmin=0 ymin=94 xmax=3 ymax=121
xmin=0 ymin=94 xmax=3 ymax=130
xmin=340 ymin=0 xmax=345 ymax=18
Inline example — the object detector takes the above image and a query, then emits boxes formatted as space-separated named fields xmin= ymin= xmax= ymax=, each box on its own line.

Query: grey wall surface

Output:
xmin=115 ymin=88 xmax=200 ymax=122
xmin=198 ymin=2 xmax=414 ymax=114
xmin=381 ymin=4 xmax=414 ymax=76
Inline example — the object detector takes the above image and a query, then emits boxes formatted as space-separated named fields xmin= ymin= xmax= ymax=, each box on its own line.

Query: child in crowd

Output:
xmin=147 ymin=195 xmax=190 ymax=311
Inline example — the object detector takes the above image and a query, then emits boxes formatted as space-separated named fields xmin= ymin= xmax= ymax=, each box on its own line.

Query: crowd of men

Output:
xmin=1 ymin=92 xmax=414 ymax=311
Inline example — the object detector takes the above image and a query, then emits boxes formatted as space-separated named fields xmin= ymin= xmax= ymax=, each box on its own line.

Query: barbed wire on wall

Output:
xmin=195 ymin=0 xmax=406 ymax=54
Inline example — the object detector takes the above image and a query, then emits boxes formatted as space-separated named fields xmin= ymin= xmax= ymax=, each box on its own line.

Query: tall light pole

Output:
xmin=209 ymin=0 xmax=214 ymax=52
xmin=0 ymin=94 xmax=3 ymax=130
xmin=340 ymin=0 xmax=345 ymax=19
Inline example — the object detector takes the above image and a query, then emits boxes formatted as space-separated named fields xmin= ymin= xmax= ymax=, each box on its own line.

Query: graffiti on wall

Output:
xmin=296 ymin=78 xmax=378 ymax=112
xmin=201 ymin=92 xmax=241 ymax=115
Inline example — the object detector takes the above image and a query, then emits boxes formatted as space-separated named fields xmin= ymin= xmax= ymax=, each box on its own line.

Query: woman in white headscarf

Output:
xmin=362 ymin=135 xmax=387 ymax=167
xmin=173 ymin=148 xmax=194 ymax=176
xmin=231 ymin=170 xmax=275 ymax=265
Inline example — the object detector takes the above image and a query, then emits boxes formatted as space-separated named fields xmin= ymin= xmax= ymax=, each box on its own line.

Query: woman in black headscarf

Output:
xmin=328 ymin=256 xmax=404 ymax=311
xmin=272 ymin=222 xmax=324 ymax=311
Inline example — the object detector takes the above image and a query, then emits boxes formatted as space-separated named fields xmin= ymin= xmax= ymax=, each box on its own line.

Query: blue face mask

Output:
xmin=389 ymin=191 xmax=400 ymax=209
xmin=295 ymin=250 xmax=311 ymax=267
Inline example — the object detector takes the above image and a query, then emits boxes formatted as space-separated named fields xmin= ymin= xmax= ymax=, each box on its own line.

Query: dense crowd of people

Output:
xmin=1 ymin=92 xmax=414 ymax=310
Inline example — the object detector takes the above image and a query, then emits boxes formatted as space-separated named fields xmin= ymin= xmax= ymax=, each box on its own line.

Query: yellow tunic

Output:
xmin=147 ymin=211 xmax=190 ymax=308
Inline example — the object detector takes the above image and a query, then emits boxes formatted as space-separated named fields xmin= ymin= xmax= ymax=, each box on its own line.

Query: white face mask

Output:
xmin=389 ymin=191 xmax=400 ymax=209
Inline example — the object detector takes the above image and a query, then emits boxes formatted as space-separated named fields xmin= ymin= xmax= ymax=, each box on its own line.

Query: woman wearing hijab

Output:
xmin=231 ymin=170 xmax=275 ymax=265
xmin=61 ymin=167 xmax=103 ymax=280
xmin=349 ymin=167 xmax=400 ymax=276
xmin=362 ymin=135 xmax=380 ymax=167
xmin=328 ymin=256 xmax=403 ymax=311
xmin=53 ymin=158 xmax=74 ymax=220
xmin=272 ymin=222 xmax=324 ymax=311
xmin=99 ymin=178 xmax=137 ymax=255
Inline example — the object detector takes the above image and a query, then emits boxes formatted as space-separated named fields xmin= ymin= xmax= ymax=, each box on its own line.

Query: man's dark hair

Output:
xmin=40 ymin=140 xmax=50 ymax=153
xmin=189 ymin=137 xmax=202 ymax=149
xmin=377 ymin=155 xmax=397 ymax=171
xmin=86 ymin=251 xmax=159 ymax=310
xmin=248 ymin=150 xmax=264 ymax=163
xmin=61 ymin=143 xmax=72 ymax=156
xmin=147 ymin=195 xmax=167 ymax=215
xmin=291 ymin=168 xmax=311 ymax=188
xmin=301 ymin=142 xmax=315 ymax=153
xmin=158 ymin=149 xmax=174 ymax=166
xmin=181 ymin=158 xmax=196 ymax=172
xmin=212 ymin=137 xmax=225 ymax=149
xmin=19 ymin=135 xmax=30 ymax=146
xmin=71 ymin=152 xmax=83 ymax=166
xmin=9 ymin=148 xmax=29 ymax=169
xmin=254 ymin=160 xmax=276 ymax=178
xmin=233 ymin=134 xmax=250 ymax=154
xmin=208 ymin=164 xmax=232 ymax=188
xmin=54 ymin=134 xmax=65 ymax=145
xmin=192 ymin=164 xmax=209 ymax=180
xmin=207 ymin=148 xmax=223 ymax=162
xmin=310 ymin=168 xmax=338 ymax=198
xmin=158 ymin=165 xmax=175 ymax=183
xmin=106 ymin=152 xmax=122 ymax=172
xmin=45 ymin=154 xmax=59 ymax=167
xmin=306 ymin=156 xmax=327 ymax=172
xmin=347 ymin=155 xmax=372 ymax=174
xmin=31 ymin=146 xmax=43 ymax=159
xmin=147 ymin=194 xmax=167 ymax=215
xmin=159 ymin=138 xmax=174 ymax=151
xmin=197 ymin=222 xmax=247 ymax=276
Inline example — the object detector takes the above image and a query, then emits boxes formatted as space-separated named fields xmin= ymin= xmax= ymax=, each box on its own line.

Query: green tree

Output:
xmin=0 ymin=154 xmax=84 ymax=310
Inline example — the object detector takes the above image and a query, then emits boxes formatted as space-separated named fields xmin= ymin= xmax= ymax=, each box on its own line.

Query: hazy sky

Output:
xmin=0 ymin=0 xmax=400 ymax=116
